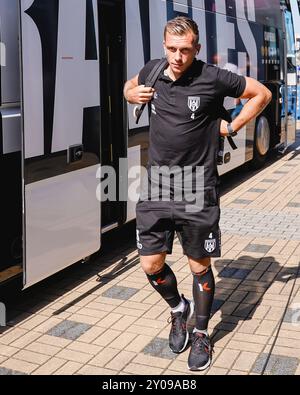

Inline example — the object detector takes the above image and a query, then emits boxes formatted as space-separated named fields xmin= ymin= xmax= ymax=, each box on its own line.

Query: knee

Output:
xmin=188 ymin=256 xmax=211 ymax=274
xmin=140 ymin=253 xmax=166 ymax=275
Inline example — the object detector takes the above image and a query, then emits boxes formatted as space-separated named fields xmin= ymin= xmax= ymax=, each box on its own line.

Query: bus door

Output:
xmin=0 ymin=0 xmax=22 ymax=283
xmin=20 ymin=0 xmax=101 ymax=288
xmin=98 ymin=0 xmax=127 ymax=229
xmin=281 ymin=4 xmax=297 ymax=148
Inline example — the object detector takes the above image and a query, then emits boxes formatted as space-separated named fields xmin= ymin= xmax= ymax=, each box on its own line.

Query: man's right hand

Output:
xmin=126 ymin=85 xmax=155 ymax=105
xmin=124 ymin=75 xmax=155 ymax=104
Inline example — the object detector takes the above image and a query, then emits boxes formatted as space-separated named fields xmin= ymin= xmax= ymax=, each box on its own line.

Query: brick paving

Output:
xmin=0 ymin=133 xmax=300 ymax=375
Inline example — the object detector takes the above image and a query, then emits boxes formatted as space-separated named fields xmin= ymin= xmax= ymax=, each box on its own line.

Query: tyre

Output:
xmin=251 ymin=115 xmax=270 ymax=169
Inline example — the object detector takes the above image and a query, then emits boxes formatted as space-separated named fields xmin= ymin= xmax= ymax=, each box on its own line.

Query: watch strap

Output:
xmin=227 ymin=123 xmax=237 ymax=137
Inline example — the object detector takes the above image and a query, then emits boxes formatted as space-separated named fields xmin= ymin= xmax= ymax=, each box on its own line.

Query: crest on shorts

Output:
xmin=188 ymin=96 xmax=201 ymax=112
xmin=204 ymin=233 xmax=216 ymax=253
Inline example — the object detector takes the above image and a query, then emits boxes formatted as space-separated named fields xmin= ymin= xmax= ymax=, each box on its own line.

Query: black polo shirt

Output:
xmin=138 ymin=59 xmax=246 ymax=187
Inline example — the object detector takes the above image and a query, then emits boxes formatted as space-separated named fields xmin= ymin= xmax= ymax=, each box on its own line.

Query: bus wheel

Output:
xmin=251 ymin=115 xmax=270 ymax=169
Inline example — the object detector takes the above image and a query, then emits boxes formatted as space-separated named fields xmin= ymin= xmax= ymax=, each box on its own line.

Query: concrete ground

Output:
xmin=0 ymin=133 xmax=300 ymax=376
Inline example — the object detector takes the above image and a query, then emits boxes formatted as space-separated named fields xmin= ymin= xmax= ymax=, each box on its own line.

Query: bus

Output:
xmin=291 ymin=0 xmax=300 ymax=121
xmin=0 ymin=0 xmax=297 ymax=290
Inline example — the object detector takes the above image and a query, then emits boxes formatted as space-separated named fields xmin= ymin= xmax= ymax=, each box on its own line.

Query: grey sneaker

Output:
xmin=188 ymin=332 xmax=212 ymax=371
xmin=168 ymin=295 xmax=194 ymax=354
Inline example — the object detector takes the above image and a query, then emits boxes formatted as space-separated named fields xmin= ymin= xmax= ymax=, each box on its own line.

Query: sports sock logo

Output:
xmin=154 ymin=278 xmax=166 ymax=286
xmin=198 ymin=282 xmax=211 ymax=292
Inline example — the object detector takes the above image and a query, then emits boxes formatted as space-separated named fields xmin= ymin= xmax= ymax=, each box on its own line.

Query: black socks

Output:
xmin=146 ymin=263 xmax=215 ymax=329
xmin=192 ymin=266 xmax=215 ymax=331
xmin=146 ymin=264 xmax=181 ymax=308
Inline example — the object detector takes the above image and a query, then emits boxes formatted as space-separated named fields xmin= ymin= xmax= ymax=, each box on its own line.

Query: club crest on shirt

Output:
xmin=204 ymin=233 xmax=216 ymax=253
xmin=188 ymin=96 xmax=201 ymax=112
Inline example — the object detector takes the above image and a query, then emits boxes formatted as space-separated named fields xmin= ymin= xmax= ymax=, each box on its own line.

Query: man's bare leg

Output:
xmin=188 ymin=256 xmax=211 ymax=274
xmin=140 ymin=253 xmax=167 ymax=275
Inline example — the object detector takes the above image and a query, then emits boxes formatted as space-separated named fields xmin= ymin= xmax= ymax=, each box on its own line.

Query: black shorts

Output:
xmin=136 ymin=188 xmax=221 ymax=259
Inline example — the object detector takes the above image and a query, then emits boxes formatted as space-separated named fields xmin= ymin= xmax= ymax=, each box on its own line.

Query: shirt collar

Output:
xmin=158 ymin=59 xmax=203 ymax=83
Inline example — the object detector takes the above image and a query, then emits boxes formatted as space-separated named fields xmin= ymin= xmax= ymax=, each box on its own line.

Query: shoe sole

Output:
xmin=187 ymin=357 xmax=211 ymax=371
xmin=170 ymin=299 xmax=194 ymax=354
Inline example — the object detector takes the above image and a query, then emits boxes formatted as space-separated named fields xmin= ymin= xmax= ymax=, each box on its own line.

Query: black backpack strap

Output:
xmin=219 ymin=105 xmax=238 ymax=150
xmin=144 ymin=58 xmax=168 ymax=87
xmin=227 ymin=136 xmax=238 ymax=150
xmin=135 ymin=58 xmax=168 ymax=124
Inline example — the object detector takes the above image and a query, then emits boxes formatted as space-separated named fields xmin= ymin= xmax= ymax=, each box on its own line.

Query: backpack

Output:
xmin=134 ymin=58 xmax=237 ymax=165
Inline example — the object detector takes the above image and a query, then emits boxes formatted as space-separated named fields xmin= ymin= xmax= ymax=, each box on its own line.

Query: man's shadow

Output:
xmin=187 ymin=255 xmax=299 ymax=346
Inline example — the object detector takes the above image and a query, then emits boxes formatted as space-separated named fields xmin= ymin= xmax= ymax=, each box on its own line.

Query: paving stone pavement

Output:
xmin=1 ymin=135 xmax=300 ymax=376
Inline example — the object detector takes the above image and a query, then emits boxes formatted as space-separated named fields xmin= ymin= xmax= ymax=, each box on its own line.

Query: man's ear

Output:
xmin=196 ymin=44 xmax=201 ymax=54
xmin=163 ymin=42 xmax=167 ymax=56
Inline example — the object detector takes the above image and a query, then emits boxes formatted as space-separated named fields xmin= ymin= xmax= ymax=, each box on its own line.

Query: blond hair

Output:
xmin=164 ymin=16 xmax=199 ymax=44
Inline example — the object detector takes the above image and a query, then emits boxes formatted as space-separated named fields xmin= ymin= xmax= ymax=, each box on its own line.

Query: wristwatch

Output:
xmin=227 ymin=123 xmax=238 ymax=137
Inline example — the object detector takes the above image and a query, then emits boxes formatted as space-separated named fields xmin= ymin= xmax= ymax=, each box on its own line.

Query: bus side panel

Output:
xmin=24 ymin=165 xmax=100 ymax=287
xmin=20 ymin=0 xmax=101 ymax=288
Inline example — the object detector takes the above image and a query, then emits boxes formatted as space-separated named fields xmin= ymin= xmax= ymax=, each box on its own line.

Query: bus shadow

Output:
xmin=208 ymin=255 xmax=299 ymax=347
xmin=51 ymin=254 xmax=140 ymax=316
xmin=0 ymin=244 xmax=139 ymax=334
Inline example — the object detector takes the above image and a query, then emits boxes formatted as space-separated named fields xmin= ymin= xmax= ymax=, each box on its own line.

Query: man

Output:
xmin=124 ymin=17 xmax=271 ymax=371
